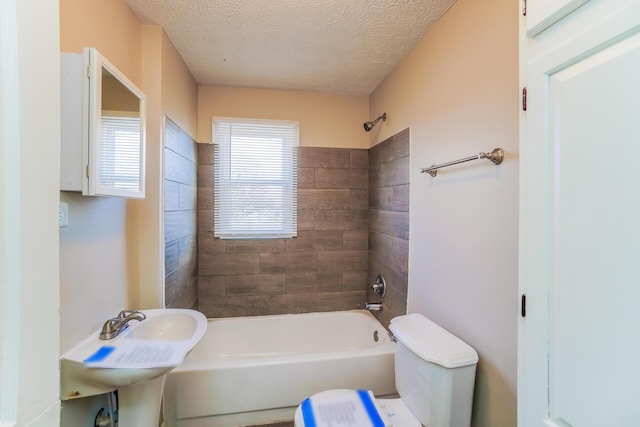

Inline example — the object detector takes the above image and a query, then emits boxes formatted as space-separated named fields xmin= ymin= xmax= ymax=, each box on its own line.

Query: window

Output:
xmin=213 ymin=118 xmax=298 ymax=239
xmin=99 ymin=112 xmax=142 ymax=191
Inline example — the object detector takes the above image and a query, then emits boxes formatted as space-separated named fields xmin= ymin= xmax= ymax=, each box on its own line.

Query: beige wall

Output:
xmin=133 ymin=26 xmax=199 ymax=309
xmin=59 ymin=3 xmax=197 ymax=421
xmin=59 ymin=1 xmax=198 ymax=344
xmin=59 ymin=0 xmax=144 ymax=353
xmin=370 ymin=0 xmax=519 ymax=426
xmin=162 ymin=31 xmax=198 ymax=139
xmin=198 ymin=86 xmax=369 ymax=148
xmin=60 ymin=0 xmax=142 ymax=86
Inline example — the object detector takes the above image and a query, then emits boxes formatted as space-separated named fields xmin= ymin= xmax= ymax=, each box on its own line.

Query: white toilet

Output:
xmin=294 ymin=313 xmax=479 ymax=427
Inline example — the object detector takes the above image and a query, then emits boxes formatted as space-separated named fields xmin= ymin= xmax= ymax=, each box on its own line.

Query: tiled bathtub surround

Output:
xmin=368 ymin=128 xmax=410 ymax=327
xmin=164 ymin=118 xmax=198 ymax=309
xmin=197 ymin=145 xmax=369 ymax=317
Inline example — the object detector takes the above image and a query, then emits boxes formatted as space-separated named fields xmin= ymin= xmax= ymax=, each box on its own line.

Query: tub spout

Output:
xmin=364 ymin=302 xmax=383 ymax=311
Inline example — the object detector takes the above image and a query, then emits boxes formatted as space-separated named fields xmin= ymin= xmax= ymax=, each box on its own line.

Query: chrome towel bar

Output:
xmin=420 ymin=148 xmax=504 ymax=177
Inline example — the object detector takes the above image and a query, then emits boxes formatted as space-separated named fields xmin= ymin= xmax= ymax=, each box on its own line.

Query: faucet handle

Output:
xmin=371 ymin=275 xmax=386 ymax=298
xmin=99 ymin=318 xmax=120 ymax=340
xmin=117 ymin=309 xmax=140 ymax=320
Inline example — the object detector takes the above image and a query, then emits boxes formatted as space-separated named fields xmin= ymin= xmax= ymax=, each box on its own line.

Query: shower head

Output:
xmin=363 ymin=113 xmax=387 ymax=132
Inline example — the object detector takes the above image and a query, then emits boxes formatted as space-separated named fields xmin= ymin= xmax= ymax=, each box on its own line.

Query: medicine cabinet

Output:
xmin=61 ymin=48 xmax=146 ymax=198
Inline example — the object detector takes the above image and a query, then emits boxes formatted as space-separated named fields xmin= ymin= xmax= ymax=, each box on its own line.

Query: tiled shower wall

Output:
xmin=367 ymin=129 xmax=410 ymax=327
xmin=197 ymin=145 xmax=370 ymax=317
xmin=164 ymin=118 xmax=198 ymax=309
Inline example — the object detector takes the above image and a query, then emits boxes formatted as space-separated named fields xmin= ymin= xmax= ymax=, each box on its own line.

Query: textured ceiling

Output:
xmin=125 ymin=0 xmax=457 ymax=96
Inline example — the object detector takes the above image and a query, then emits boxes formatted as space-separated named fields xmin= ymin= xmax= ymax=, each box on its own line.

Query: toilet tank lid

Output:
xmin=390 ymin=313 xmax=479 ymax=368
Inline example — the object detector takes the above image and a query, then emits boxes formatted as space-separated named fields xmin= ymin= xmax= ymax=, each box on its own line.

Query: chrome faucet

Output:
xmin=364 ymin=302 xmax=383 ymax=311
xmin=99 ymin=310 xmax=146 ymax=340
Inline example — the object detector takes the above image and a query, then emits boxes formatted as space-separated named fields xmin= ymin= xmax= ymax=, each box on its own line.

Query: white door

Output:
xmin=525 ymin=0 xmax=590 ymax=36
xmin=519 ymin=1 xmax=640 ymax=426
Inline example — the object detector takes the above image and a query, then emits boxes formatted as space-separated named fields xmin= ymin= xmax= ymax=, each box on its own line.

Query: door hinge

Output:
xmin=522 ymin=87 xmax=527 ymax=111
xmin=87 ymin=65 xmax=91 ymax=79
xmin=522 ymin=0 xmax=527 ymax=16
xmin=86 ymin=164 xmax=90 ymax=178
xmin=521 ymin=294 xmax=527 ymax=317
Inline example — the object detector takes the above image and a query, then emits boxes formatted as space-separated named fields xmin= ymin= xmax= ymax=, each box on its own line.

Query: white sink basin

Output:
xmin=60 ymin=308 xmax=207 ymax=400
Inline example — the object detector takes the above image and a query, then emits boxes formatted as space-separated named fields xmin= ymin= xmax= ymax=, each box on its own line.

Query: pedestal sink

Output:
xmin=60 ymin=309 xmax=207 ymax=426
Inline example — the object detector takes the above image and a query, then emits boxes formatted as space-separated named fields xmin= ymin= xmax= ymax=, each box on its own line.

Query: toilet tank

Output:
xmin=389 ymin=314 xmax=479 ymax=427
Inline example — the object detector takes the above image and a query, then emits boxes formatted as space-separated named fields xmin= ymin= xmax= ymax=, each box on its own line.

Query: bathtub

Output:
xmin=163 ymin=310 xmax=396 ymax=427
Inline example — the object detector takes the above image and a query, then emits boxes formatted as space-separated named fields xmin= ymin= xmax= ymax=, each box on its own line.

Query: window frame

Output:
xmin=213 ymin=117 xmax=299 ymax=239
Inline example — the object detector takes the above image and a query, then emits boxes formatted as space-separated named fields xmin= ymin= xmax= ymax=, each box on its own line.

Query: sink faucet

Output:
xmin=99 ymin=310 xmax=146 ymax=340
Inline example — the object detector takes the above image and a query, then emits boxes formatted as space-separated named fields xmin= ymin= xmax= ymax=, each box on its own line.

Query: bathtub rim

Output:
xmin=175 ymin=309 xmax=395 ymax=370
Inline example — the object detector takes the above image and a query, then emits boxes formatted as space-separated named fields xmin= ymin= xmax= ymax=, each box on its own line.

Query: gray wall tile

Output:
xmin=315 ymin=168 xmax=368 ymax=189
xmin=165 ymin=240 xmax=180 ymax=276
xmin=286 ymin=230 xmax=343 ymax=252
xmin=165 ymin=118 xmax=180 ymax=152
xmin=198 ymin=275 xmax=225 ymax=298
xmin=343 ymin=271 xmax=368 ymax=291
xmin=197 ymin=187 xmax=214 ymax=210
xmin=197 ymin=145 xmax=381 ymax=318
xmin=225 ymin=239 xmax=285 ymax=254
xmin=298 ymin=189 xmax=350 ymax=210
xmin=298 ymin=209 xmax=315 ymax=230
xmin=342 ymin=230 xmax=368 ymax=251
xmin=285 ymin=272 xmax=343 ymax=293
xmin=298 ymin=168 xmax=315 ymax=189
xmin=165 ymin=211 xmax=197 ymax=243
xmin=317 ymin=250 xmax=368 ymax=272
xmin=198 ymin=231 xmax=225 ymax=254
xmin=179 ymin=129 xmax=197 ymax=162
xmin=299 ymin=147 xmax=350 ymax=168
xmin=198 ymin=210 xmax=214 ymax=232
xmin=198 ymin=129 xmax=410 ymax=324
xmin=198 ymin=143 xmax=214 ymax=165
xmin=260 ymin=252 xmax=318 ymax=274
xmin=258 ymin=291 xmax=366 ymax=315
xmin=226 ymin=274 xmax=286 ymax=296
xmin=164 ymin=120 xmax=199 ymax=310
xmin=197 ymin=165 xmax=214 ymax=188
xmin=382 ymin=210 xmax=410 ymax=240
xmin=166 ymin=278 xmax=198 ymax=310
xmin=199 ymin=253 xmax=260 ymax=276
xmin=200 ymin=295 xmax=261 ymax=318
xmin=315 ymin=209 xmax=368 ymax=231
xmin=165 ymin=180 xmax=180 ymax=212
xmin=179 ymin=183 xmax=197 ymax=211
xmin=350 ymin=149 xmax=369 ymax=169
xmin=368 ymin=129 xmax=410 ymax=328
xmin=166 ymin=149 xmax=196 ymax=186
xmin=349 ymin=189 xmax=369 ymax=210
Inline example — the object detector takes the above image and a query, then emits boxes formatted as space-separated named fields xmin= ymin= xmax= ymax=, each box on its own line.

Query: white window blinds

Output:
xmin=213 ymin=118 xmax=299 ymax=239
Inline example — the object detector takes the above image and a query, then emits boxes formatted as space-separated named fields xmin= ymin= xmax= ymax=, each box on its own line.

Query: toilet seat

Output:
xmin=294 ymin=390 xmax=420 ymax=427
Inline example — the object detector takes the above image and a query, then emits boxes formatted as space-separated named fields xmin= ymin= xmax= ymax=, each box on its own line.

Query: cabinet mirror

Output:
xmin=86 ymin=48 xmax=146 ymax=198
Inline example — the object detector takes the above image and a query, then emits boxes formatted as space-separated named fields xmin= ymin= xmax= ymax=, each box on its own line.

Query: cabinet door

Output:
xmin=86 ymin=48 xmax=146 ymax=198
xmin=526 ymin=0 xmax=590 ymax=36
xmin=520 ymin=1 xmax=640 ymax=426
xmin=60 ymin=49 xmax=146 ymax=198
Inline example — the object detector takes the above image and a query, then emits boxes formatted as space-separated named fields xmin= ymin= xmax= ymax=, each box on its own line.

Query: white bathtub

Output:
xmin=163 ymin=310 xmax=396 ymax=427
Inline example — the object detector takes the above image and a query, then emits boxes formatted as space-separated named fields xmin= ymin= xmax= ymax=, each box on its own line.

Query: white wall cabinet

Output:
xmin=60 ymin=48 xmax=146 ymax=198
xmin=519 ymin=1 xmax=640 ymax=426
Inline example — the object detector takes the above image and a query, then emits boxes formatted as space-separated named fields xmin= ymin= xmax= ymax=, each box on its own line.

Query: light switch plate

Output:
xmin=59 ymin=202 xmax=68 ymax=227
